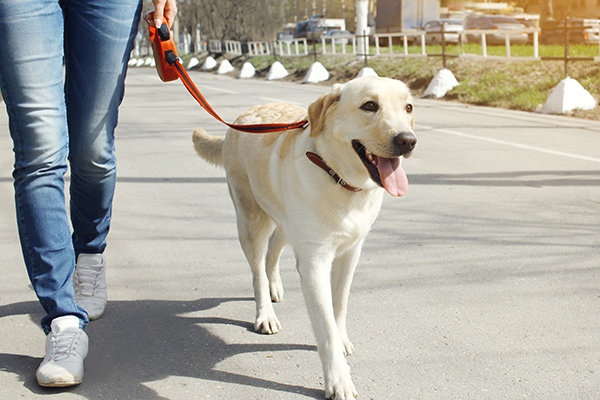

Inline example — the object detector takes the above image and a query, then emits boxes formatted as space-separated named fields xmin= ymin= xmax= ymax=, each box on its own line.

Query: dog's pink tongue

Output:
xmin=377 ymin=157 xmax=408 ymax=197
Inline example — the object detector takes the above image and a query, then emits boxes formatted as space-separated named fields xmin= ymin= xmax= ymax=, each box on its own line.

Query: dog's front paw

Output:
xmin=324 ymin=359 xmax=357 ymax=399
xmin=324 ymin=372 xmax=357 ymax=400
xmin=255 ymin=314 xmax=281 ymax=334
xmin=341 ymin=338 xmax=354 ymax=357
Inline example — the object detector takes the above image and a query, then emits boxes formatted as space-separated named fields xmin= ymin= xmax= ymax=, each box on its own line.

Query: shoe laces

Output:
xmin=74 ymin=265 xmax=103 ymax=297
xmin=48 ymin=331 xmax=83 ymax=361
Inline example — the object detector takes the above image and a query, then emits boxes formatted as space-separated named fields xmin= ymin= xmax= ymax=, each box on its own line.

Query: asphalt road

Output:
xmin=1 ymin=67 xmax=599 ymax=399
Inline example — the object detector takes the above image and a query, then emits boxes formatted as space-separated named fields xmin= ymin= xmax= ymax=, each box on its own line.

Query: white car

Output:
xmin=323 ymin=29 xmax=353 ymax=45
xmin=584 ymin=27 xmax=599 ymax=44
xmin=421 ymin=19 xmax=464 ymax=45
xmin=464 ymin=15 xmax=528 ymax=45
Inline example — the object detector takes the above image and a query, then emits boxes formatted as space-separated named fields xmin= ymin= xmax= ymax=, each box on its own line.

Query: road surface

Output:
xmin=1 ymin=67 xmax=599 ymax=399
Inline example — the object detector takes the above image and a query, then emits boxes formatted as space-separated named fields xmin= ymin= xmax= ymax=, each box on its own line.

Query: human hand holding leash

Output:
xmin=144 ymin=0 xmax=178 ymax=28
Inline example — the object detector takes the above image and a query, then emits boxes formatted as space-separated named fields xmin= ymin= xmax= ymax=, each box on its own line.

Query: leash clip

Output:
xmin=164 ymin=50 xmax=180 ymax=66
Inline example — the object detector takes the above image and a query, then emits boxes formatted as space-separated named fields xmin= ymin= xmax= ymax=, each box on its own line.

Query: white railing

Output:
xmin=374 ymin=31 xmax=427 ymax=56
xmin=187 ymin=26 xmax=600 ymax=62
xmin=372 ymin=28 xmax=541 ymax=59
xmin=320 ymin=35 xmax=357 ymax=55
xmin=208 ymin=40 xmax=222 ymax=53
xmin=275 ymin=38 xmax=309 ymax=56
xmin=224 ymin=40 xmax=242 ymax=55
xmin=460 ymin=28 xmax=540 ymax=58
xmin=247 ymin=41 xmax=271 ymax=56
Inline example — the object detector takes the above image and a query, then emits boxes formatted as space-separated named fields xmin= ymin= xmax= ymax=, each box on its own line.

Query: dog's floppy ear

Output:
xmin=308 ymin=84 xmax=343 ymax=137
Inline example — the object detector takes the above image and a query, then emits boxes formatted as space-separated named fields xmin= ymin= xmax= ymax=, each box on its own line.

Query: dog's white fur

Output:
xmin=192 ymin=76 xmax=415 ymax=399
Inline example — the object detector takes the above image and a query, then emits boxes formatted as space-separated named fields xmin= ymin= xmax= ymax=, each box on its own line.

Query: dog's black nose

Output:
xmin=394 ymin=132 xmax=417 ymax=155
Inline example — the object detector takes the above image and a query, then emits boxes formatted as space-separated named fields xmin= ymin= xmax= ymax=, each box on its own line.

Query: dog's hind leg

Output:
xmin=232 ymin=191 xmax=281 ymax=334
xmin=266 ymin=227 xmax=286 ymax=303
xmin=331 ymin=243 xmax=364 ymax=357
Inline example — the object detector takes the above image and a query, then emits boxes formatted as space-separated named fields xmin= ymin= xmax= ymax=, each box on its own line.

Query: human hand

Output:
xmin=144 ymin=0 xmax=178 ymax=28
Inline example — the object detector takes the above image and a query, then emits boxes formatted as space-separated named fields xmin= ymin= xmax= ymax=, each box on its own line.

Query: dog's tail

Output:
xmin=192 ymin=128 xmax=224 ymax=167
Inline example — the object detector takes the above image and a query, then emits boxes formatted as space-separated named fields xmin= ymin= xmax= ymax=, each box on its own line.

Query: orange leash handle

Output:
xmin=148 ymin=14 xmax=179 ymax=82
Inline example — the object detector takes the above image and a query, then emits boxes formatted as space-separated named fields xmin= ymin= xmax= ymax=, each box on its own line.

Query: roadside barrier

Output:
xmin=274 ymin=38 xmax=309 ymax=56
xmin=374 ymin=31 xmax=427 ymax=56
xmin=247 ymin=41 xmax=271 ymax=56
xmin=459 ymin=28 xmax=540 ymax=58
xmin=373 ymin=28 xmax=541 ymax=59
xmin=208 ymin=40 xmax=222 ymax=54
xmin=224 ymin=40 xmax=242 ymax=56
xmin=320 ymin=35 xmax=357 ymax=55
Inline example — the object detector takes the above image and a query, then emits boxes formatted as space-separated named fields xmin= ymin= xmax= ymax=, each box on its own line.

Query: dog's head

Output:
xmin=307 ymin=76 xmax=416 ymax=197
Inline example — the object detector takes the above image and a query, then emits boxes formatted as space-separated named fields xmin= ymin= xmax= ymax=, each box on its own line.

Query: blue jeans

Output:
xmin=0 ymin=0 xmax=142 ymax=334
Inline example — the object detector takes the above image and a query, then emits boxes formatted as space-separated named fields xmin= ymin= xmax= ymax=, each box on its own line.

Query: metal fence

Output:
xmin=539 ymin=18 xmax=600 ymax=77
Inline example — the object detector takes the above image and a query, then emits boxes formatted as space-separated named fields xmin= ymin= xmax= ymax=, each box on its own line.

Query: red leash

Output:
xmin=168 ymin=54 xmax=308 ymax=133
xmin=149 ymin=17 xmax=308 ymax=134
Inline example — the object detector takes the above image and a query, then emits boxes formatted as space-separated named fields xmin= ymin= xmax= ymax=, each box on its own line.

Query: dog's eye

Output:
xmin=406 ymin=104 xmax=413 ymax=113
xmin=360 ymin=101 xmax=379 ymax=113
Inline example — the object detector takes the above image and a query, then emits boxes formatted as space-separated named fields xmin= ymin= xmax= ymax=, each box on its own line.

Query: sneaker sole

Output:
xmin=88 ymin=311 xmax=104 ymax=321
xmin=38 ymin=379 xmax=82 ymax=387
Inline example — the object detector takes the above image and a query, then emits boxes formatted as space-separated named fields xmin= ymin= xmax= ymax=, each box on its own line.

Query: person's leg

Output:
xmin=0 ymin=0 xmax=88 ymax=334
xmin=65 ymin=0 xmax=142 ymax=255
xmin=0 ymin=0 xmax=91 ymax=387
xmin=65 ymin=0 xmax=142 ymax=320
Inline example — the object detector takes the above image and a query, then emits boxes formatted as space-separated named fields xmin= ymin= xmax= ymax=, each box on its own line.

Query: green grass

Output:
xmin=374 ymin=43 xmax=600 ymax=58
xmin=447 ymin=61 xmax=554 ymax=109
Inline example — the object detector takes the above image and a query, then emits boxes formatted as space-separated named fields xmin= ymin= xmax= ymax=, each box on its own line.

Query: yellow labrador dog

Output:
xmin=193 ymin=76 xmax=416 ymax=399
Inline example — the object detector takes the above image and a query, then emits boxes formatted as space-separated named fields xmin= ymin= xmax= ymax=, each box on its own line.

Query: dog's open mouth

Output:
xmin=352 ymin=140 xmax=409 ymax=197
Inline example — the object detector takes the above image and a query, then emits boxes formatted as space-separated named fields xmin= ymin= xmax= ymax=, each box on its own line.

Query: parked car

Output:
xmin=323 ymin=29 xmax=353 ymax=45
xmin=419 ymin=19 xmax=463 ymax=45
xmin=584 ymin=26 xmax=600 ymax=44
xmin=406 ymin=24 xmax=425 ymax=45
xmin=276 ymin=31 xmax=294 ymax=41
xmin=541 ymin=18 xmax=600 ymax=44
xmin=463 ymin=15 xmax=528 ymax=45
xmin=294 ymin=19 xmax=326 ymax=42
xmin=516 ymin=17 xmax=538 ymax=43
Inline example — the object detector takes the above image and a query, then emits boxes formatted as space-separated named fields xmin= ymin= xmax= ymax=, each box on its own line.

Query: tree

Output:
xmin=139 ymin=0 xmax=359 ymax=54
xmin=177 ymin=0 xmax=285 ymax=41
xmin=176 ymin=0 xmax=357 ymax=42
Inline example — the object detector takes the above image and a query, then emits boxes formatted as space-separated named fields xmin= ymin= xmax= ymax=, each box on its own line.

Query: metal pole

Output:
xmin=441 ymin=23 xmax=447 ymax=69
xmin=564 ymin=17 xmax=570 ymax=78
xmin=363 ymin=30 xmax=368 ymax=67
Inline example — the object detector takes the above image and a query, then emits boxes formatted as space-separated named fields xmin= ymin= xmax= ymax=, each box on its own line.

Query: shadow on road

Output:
xmin=0 ymin=298 xmax=321 ymax=399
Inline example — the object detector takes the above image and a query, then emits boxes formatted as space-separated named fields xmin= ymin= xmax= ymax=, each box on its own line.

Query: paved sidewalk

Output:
xmin=1 ymin=67 xmax=599 ymax=399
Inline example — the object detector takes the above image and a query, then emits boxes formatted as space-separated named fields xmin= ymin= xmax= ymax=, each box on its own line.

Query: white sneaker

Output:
xmin=36 ymin=315 xmax=89 ymax=387
xmin=73 ymin=254 xmax=107 ymax=320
